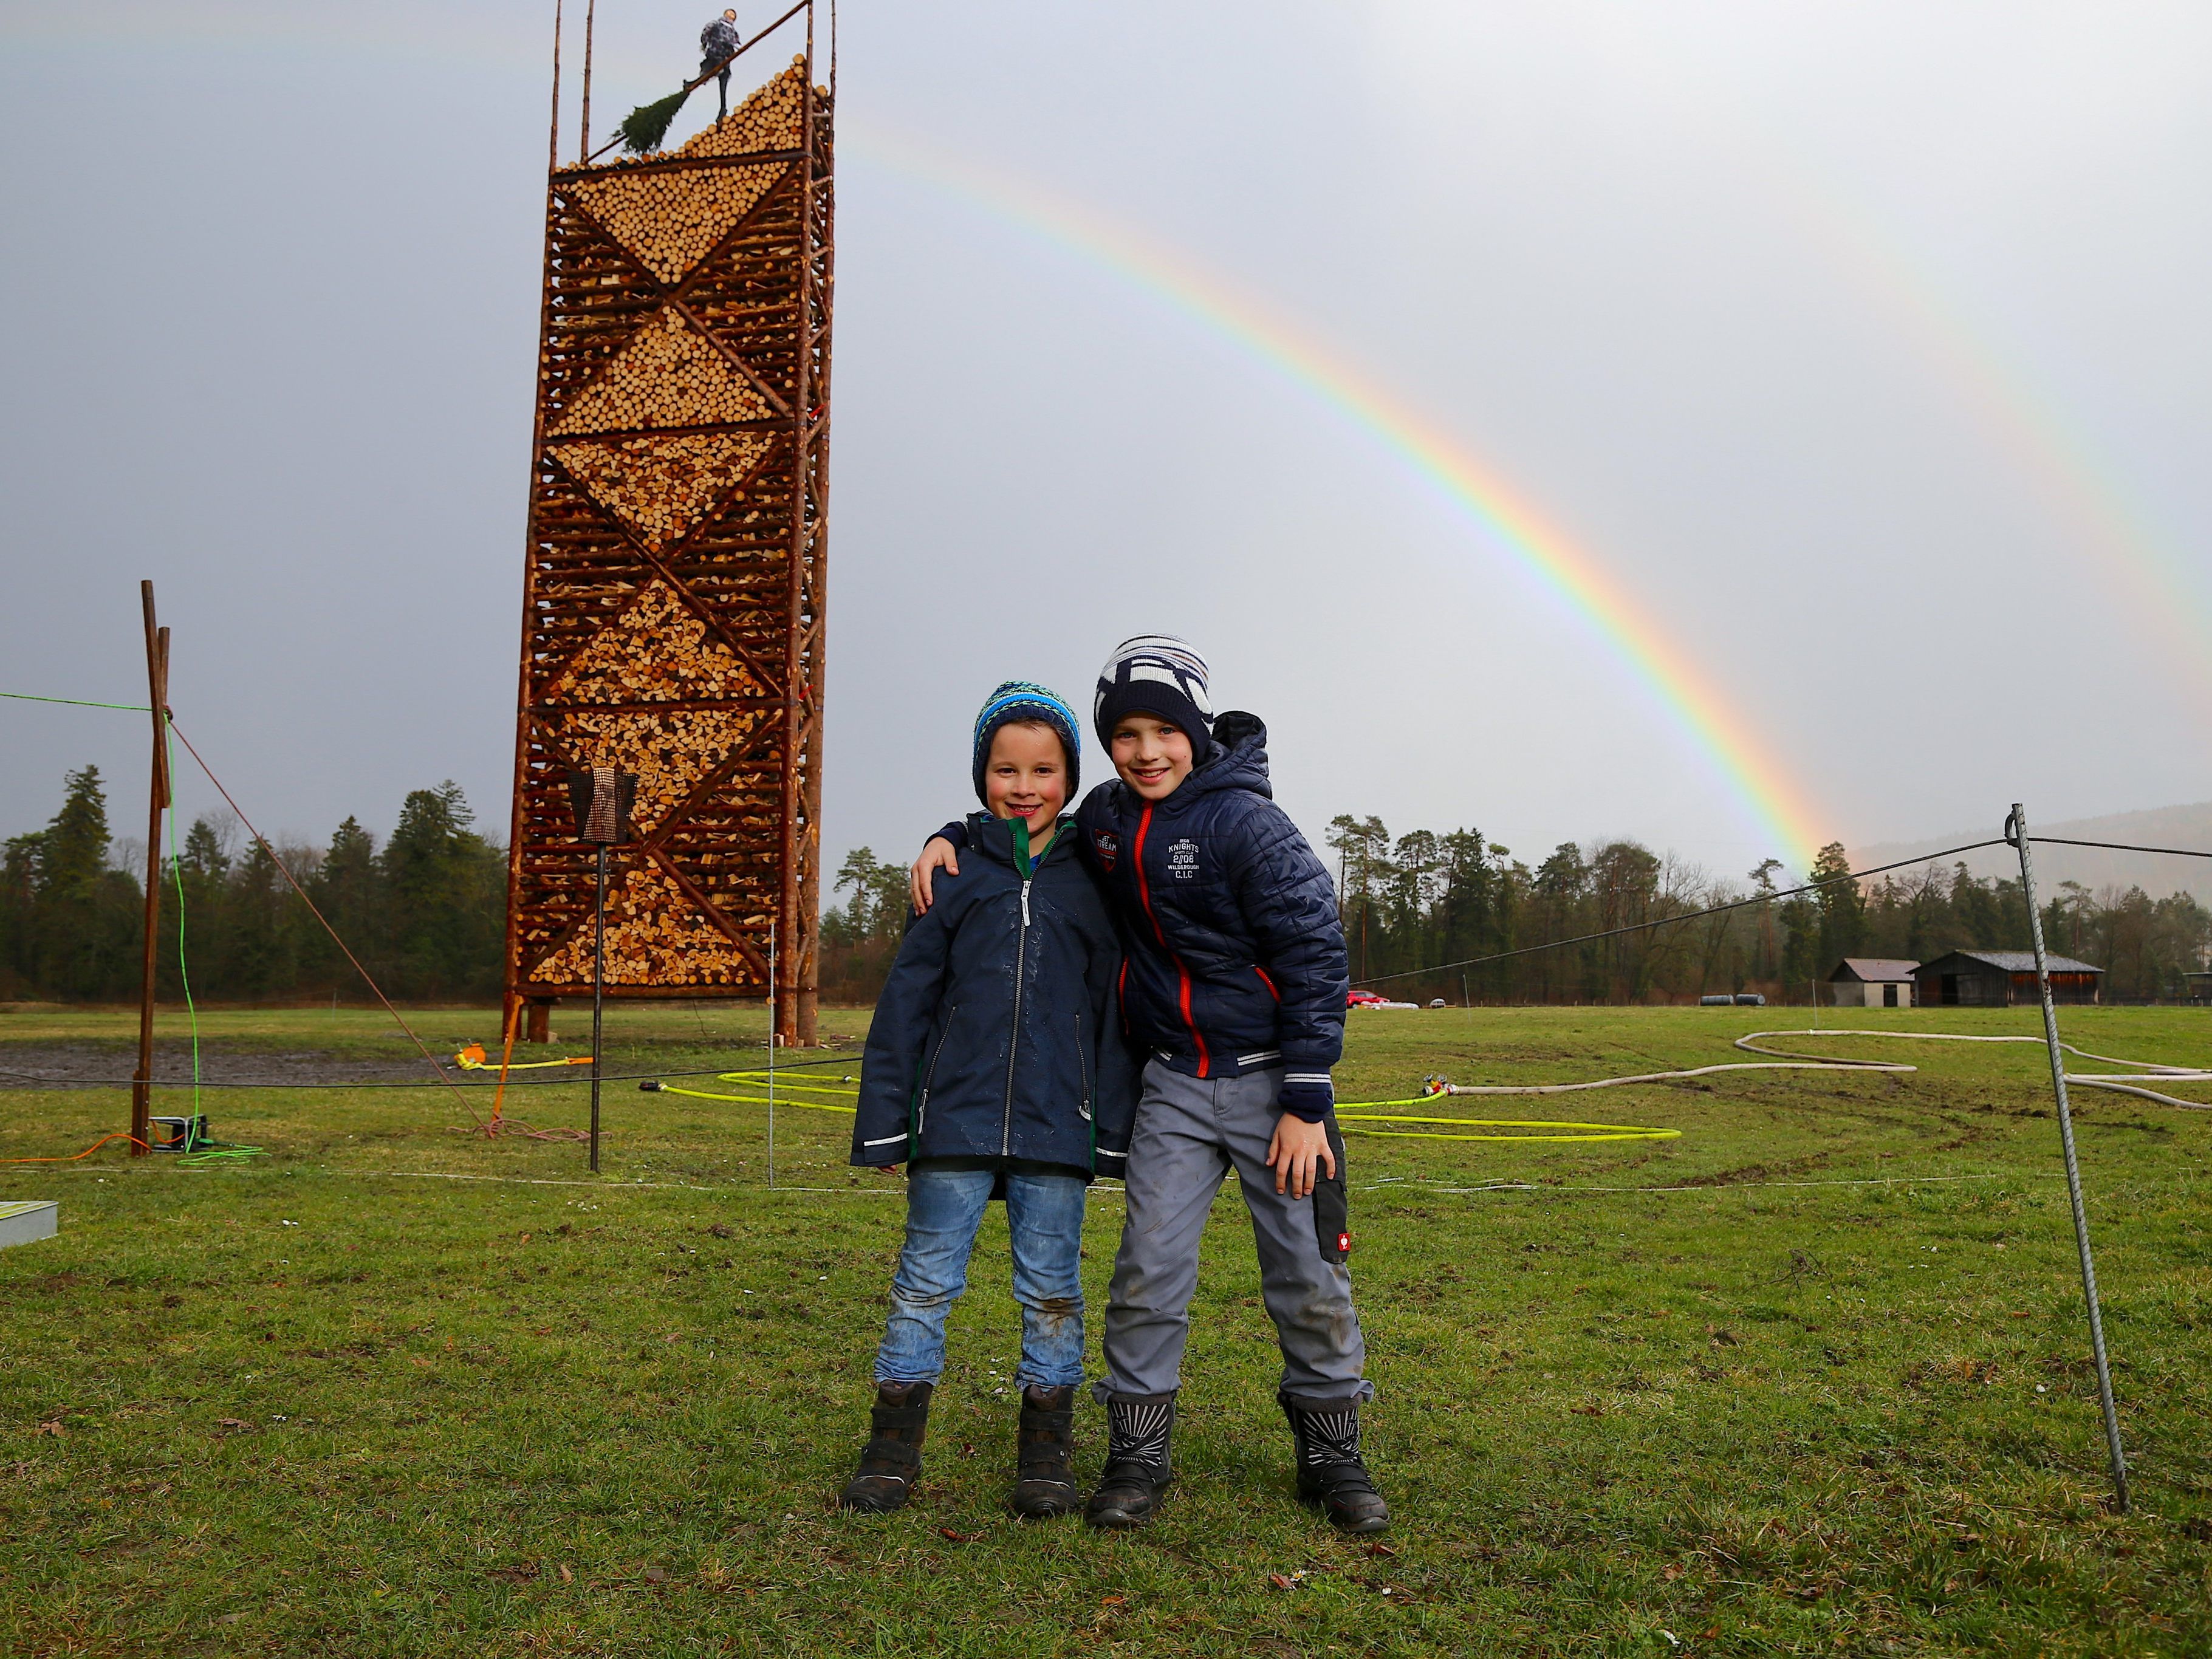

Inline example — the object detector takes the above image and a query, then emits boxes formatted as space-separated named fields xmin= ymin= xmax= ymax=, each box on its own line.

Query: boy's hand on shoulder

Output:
xmin=1267 ymin=1113 xmax=1337 ymax=1198
xmin=910 ymin=837 xmax=959 ymax=914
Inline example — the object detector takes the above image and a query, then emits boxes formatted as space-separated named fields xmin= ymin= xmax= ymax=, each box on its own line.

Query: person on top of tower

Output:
xmin=700 ymin=10 xmax=744 ymax=120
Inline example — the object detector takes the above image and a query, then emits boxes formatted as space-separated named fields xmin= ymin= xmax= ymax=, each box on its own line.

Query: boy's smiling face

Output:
xmin=984 ymin=722 xmax=1069 ymax=837
xmin=1110 ymin=714 xmax=1194 ymax=801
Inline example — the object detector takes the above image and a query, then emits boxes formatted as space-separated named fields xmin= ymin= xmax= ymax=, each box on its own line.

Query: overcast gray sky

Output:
xmin=4 ymin=0 xmax=2208 ymax=888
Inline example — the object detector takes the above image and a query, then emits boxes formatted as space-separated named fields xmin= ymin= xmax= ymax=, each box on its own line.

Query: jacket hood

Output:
xmin=1091 ymin=711 xmax=1272 ymax=816
xmin=1184 ymin=710 xmax=1272 ymax=802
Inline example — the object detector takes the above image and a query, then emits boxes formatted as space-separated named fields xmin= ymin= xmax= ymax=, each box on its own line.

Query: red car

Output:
xmin=1346 ymin=990 xmax=1391 ymax=1008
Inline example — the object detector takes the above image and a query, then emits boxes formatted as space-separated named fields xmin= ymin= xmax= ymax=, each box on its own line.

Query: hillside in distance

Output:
xmin=1851 ymin=802 xmax=2212 ymax=906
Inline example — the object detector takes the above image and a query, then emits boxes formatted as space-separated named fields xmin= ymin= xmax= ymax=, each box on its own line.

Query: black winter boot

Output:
xmin=1008 ymin=1384 xmax=1080 ymax=1519
xmin=837 ymin=1380 xmax=932 ymax=1513
xmin=1083 ymin=1392 xmax=1176 ymax=1529
xmin=1280 ymin=1389 xmax=1389 ymax=1534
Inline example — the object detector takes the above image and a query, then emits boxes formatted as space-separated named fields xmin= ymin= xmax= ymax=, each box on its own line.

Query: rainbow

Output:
xmin=1748 ymin=159 xmax=2212 ymax=703
xmin=844 ymin=123 xmax=1829 ymax=865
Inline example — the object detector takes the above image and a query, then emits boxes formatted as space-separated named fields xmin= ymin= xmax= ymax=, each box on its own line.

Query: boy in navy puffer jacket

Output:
xmin=839 ymin=683 xmax=1137 ymax=1521
xmin=911 ymin=638 xmax=1387 ymax=1534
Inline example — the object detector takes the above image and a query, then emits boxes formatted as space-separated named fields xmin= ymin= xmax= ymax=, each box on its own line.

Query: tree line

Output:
xmin=0 ymin=765 xmax=505 ymax=1005
xmin=1318 ymin=816 xmax=2212 ymax=1006
xmin=7 ymin=766 xmax=2206 ymax=1007
xmin=813 ymin=823 xmax=2211 ymax=1007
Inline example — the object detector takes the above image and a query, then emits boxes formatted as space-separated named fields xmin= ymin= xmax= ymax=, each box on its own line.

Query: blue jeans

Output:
xmin=875 ymin=1166 xmax=1088 ymax=1389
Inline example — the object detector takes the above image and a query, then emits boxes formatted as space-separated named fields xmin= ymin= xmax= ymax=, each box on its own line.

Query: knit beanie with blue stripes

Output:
xmin=971 ymin=681 xmax=1083 ymax=806
xmin=1093 ymin=634 xmax=1215 ymax=767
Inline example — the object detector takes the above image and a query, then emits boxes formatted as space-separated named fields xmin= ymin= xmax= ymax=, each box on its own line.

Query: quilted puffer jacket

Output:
xmin=935 ymin=713 xmax=1347 ymax=1102
xmin=852 ymin=812 xmax=1137 ymax=1177
xmin=1072 ymin=711 xmax=1346 ymax=1090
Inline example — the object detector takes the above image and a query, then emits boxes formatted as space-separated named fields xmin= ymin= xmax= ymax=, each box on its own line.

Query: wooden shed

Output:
xmin=1828 ymin=958 xmax=1919 ymax=1008
xmin=1916 ymin=949 xmax=2101 ymax=1007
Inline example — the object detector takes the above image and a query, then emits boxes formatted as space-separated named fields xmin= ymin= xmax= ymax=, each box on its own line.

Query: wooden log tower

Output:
xmin=505 ymin=35 xmax=833 ymax=1047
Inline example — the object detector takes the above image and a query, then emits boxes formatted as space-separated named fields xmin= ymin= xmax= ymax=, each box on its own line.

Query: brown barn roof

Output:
xmin=1919 ymin=949 xmax=2102 ymax=976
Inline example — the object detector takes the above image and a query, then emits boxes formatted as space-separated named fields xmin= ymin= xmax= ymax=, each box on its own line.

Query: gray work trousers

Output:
xmin=1095 ymin=1061 xmax=1372 ymax=1403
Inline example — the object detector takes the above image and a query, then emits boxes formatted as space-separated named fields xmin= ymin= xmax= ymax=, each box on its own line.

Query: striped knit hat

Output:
xmin=1093 ymin=635 xmax=1214 ymax=766
xmin=971 ymin=681 xmax=1083 ymax=806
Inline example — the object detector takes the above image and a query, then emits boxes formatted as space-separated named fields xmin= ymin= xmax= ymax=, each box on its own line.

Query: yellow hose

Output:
xmin=641 ymin=1075 xmax=1671 ymax=1140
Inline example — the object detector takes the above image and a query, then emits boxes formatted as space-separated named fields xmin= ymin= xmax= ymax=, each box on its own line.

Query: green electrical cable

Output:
xmin=0 ymin=691 xmax=152 ymax=711
xmin=179 ymin=1143 xmax=265 ymax=1167
xmin=157 ymin=713 xmax=262 ymax=1168
xmin=163 ymin=714 xmax=204 ymax=1153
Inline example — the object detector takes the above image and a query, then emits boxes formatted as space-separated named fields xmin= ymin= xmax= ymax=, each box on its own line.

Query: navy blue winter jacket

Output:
xmin=934 ymin=713 xmax=1347 ymax=1110
xmin=852 ymin=812 xmax=1137 ymax=1178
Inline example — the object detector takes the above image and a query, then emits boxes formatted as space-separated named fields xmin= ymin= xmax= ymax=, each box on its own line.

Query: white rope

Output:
xmin=1735 ymin=1028 xmax=2199 ymax=1074
xmin=1423 ymin=1030 xmax=2211 ymax=1112
xmin=2062 ymin=1078 xmax=2212 ymax=1112
xmin=1438 ymin=1059 xmax=1912 ymax=1096
xmin=1733 ymin=1029 xmax=2212 ymax=1111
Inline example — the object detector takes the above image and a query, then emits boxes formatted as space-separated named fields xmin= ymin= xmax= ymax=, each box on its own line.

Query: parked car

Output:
xmin=1347 ymin=990 xmax=1419 ymax=1010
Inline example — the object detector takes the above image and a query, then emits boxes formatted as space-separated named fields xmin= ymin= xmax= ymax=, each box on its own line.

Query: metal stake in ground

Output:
xmin=590 ymin=841 xmax=606 ymax=1172
xmin=767 ymin=920 xmax=777 ymax=1189
xmin=2008 ymin=801 xmax=2128 ymax=1512
xmin=567 ymin=767 xmax=636 ymax=1175
xmin=131 ymin=583 xmax=171 ymax=1160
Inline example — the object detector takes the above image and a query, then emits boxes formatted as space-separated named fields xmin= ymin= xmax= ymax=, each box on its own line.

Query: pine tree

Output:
xmin=382 ymin=782 xmax=503 ymax=998
xmin=27 ymin=767 xmax=140 ymax=999
xmin=310 ymin=816 xmax=382 ymax=997
xmin=1810 ymin=842 xmax=1864 ymax=971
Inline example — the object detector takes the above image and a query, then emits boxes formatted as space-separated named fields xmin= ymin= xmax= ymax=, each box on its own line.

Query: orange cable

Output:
xmin=2 ymin=1132 xmax=151 ymax=1164
xmin=490 ymin=1001 xmax=521 ymax=1131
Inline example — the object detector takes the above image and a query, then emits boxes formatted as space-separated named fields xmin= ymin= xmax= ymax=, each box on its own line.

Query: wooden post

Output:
xmin=578 ymin=0 xmax=595 ymax=166
xmin=547 ymin=0 xmax=563 ymax=174
xmin=131 ymin=584 xmax=171 ymax=1158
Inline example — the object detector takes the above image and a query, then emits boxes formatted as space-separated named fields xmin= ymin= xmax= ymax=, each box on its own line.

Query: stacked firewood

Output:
xmin=552 ymin=308 xmax=769 ymax=436
xmin=569 ymin=162 xmax=784 ymax=284
xmin=549 ymin=580 xmax=762 ymax=705
xmin=553 ymin=705 xmax=759 ymax=833
xmin=549 ymin=430 xmax=771 ymax=549
xmin=528 ymin=866 xmax=758 ymax=986
xmin=678 ymin=60 xmax=810 ymax=160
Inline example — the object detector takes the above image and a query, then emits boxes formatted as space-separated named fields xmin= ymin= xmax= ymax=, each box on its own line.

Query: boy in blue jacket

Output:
xmin=840 ymin=683 xmax=1137 ymax=1519
xmin=911 ymin=637 xmax=1387 ymax=1534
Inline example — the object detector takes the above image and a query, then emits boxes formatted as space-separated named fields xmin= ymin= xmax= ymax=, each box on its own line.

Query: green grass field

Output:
xmin=4 ymin=1001 xmax=2210 ymax=1657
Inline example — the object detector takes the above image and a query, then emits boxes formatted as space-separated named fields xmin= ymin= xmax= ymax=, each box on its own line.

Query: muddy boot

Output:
xmin=837 ymin=1380 xmax=932 ymax=1514
xmin=1008 ymin=1384 xmax=1080 ymax=1519
xmin=1280 ymin=1389 xmax=1389 ymax=1534
xmin=1083 ymin=1392 xmax=1175 ymax=1529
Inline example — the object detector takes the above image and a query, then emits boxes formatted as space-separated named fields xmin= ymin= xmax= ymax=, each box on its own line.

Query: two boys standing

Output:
xmin=842 ymin=638 xmax=1388 ymax=1533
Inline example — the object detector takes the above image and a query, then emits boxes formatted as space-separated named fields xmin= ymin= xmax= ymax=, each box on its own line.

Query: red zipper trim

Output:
xmin=1131 ymin=803 xmax=1209 ymax=1078
xmin=1131 ymin=805 xmax=1165 ymax=946
xmin=1182 ymin=977 xmax=1208 ymax=1076
xmin=1253 ymin=966 xmax=1279 ymax=1001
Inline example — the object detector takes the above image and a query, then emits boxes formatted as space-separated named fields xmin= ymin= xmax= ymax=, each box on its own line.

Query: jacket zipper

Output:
xmin=1131 ymin=802 xmax=1210 ymax=1077
xmin=1075 ymin=1012 xmax=1092 ymax=1121
xmin=1002 ymin=863 xmax=1036 ymax=1156
xmin=917 ymin=1005 xmax=957 ymax=1138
